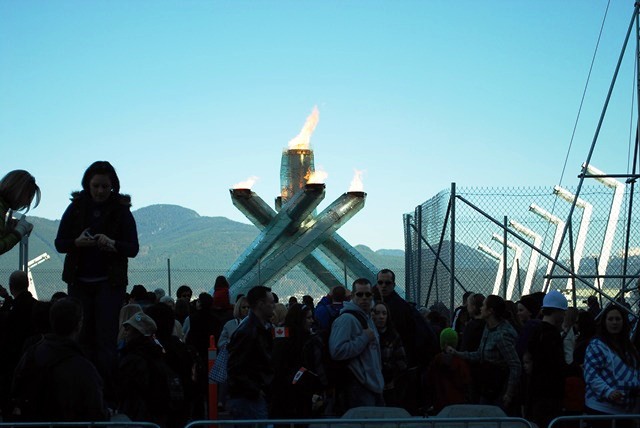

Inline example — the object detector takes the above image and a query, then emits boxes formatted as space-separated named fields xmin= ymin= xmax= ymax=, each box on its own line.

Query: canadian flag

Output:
xmin=273 ymin=326 xmax=289 ymax=338
xmin=292 ymin=367 xmax=307 ymax=384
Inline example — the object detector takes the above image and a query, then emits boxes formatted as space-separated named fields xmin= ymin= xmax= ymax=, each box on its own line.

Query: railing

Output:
xmin=0 ymin=422 xmax=160 ymax=428
xmin=185 ymin=416 xmax=534 ymax=428
xmin=549 ymin=414 xmax=640 ymax=428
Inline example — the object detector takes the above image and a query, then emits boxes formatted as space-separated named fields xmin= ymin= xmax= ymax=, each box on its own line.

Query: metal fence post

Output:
xmin=503 ymin=215 xmax=508 ymax=299
xmin=167 ymin=258 xmax=172 ymax=295
xmin=403 ymin=214 xmax=414 ymax=301
xmin=416 ymin=206 xmax=423 ymax=305
xmin=450 ymin=183 xmax=456 ymax=318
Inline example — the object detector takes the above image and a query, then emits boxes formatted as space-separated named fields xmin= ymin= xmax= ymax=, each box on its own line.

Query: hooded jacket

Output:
xmin=55 ymin=191 xmax=139 ymax=287
xmin=329 ymin=301 xmax=384 ymax=394
xmin=12 ymin=334 xmax=108 ymax=421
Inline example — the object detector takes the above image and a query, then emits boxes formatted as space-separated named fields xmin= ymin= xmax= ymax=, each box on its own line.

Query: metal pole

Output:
xmin=567 ymin=221 xmax=577 ymax=306
xmin=404 ymin=214 xmax=414 ymax=301
xmin=450 ymin=183 xmax=456 ymax=318
xmin=547 ymin=3 xmax=640 ymax=290
xmin=623 ymin=12 xmax=640 ymax=293
xmin=416 ymin=206 xmax=423 ymax=305
xmin=502 ymin=216 xmax=508 ymax=299
xmin=516 ymin=259 xmax=522 ymax=299
xmin=621 ymin=14 xmax=640 ymax=297
xmin=594 ymin=256 xmax=603 ymax=308
xmin=20 ymin=236 xmax=29 ymax=272
xmin=167 ymin=258 xmax=171 ymax=295
xmin=428 ymin=198 xmax=452 ymax=296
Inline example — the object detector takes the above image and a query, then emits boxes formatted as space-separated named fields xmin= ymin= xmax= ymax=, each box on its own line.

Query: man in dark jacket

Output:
xmin=11 ymin=297 xmax=108 ymax=421
xmin=0 ymin=271 xmax=37 ymax=414
xmin=376 ymin=268 xmax=438 ymax=414
xmin=227 ymin=285 xmax=275 ymax=420
xmin=526 ymin=290 xmax=568 ymax=427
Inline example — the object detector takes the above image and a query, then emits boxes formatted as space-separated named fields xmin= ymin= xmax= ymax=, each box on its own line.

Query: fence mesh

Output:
xmin=405 ymin=184 xmax=640 ymax=313
xmin=0 ymin=265 xmax=406 ymax=305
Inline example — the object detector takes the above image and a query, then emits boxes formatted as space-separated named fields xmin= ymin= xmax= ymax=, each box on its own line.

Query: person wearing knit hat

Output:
xmin=440 ymin=328 xmax=458 ymax=351
xmin=517 ymin=295 xmax=541 ymax=325
xmin=524 ymin=289 xmax=568 ymax=427
xmin=427 ymin=327 xmax=471 ymax=412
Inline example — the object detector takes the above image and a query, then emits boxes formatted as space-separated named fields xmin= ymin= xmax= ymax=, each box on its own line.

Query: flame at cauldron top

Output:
xmin=233 ymin=176 xmax=259 ymax=189
xmin=307 ymin=166 xmax=328 ymax=184
xmin=288 ymin=106 xmax=319 ymax=150
xmin=349 ymin=169 xmax=365 ymax=192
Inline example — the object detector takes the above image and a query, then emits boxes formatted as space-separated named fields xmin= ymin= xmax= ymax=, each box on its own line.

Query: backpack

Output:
xmin=147 ymin=354 xmax=186 ymax=414
xmin=11 ymin=340 xmax=74 ymax=421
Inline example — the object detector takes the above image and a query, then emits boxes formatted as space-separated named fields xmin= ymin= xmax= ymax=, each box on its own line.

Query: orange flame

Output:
xmin=348 ymin=169 xmax=365 ymax=192
xmin=232 ymin=176 xmax=259 ymax=189
xmin=307 ymin=166 xmax=328 ymax=184
xmin=288 ymin=106 xmax=319 ymax=150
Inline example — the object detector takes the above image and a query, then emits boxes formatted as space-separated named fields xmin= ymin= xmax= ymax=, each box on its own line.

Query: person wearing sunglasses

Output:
xmin=329 ymin=278 xmax=384 ymax=411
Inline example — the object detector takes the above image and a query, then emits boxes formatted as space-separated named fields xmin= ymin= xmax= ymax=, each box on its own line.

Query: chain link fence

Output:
xmin=405 ymin=183 xmax=640 ymax=314
xmin=0 ymin=264 xmax=406 ymax=306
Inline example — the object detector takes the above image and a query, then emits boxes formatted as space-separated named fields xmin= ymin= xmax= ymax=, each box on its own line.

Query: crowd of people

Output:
xmin=1 ymin=165 xmax=640 ymax=428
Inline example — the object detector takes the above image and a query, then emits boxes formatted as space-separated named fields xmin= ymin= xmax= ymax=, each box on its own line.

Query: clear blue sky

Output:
xmin=1 ymin=0 xmax=637 ymax=250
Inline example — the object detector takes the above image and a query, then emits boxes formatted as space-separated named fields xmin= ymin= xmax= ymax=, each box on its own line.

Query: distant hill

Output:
xmin=0 ymin=204 xmax=404 ymax=298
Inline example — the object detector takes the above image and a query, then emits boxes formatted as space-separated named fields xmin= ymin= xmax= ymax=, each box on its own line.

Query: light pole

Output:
xmin=509 ymin=220 xmax=543 ymax=296
xmin=530 ymin=203 xmax=566 ymax=291
xmin=478 ymin=244 xmax=504 ymax=296
xmin=553 ymin=185 xmax=593 ymax=290
xmin=582 ymin=163 xmax=624 ymax=291
xmin=492 ymin=233 xmax=523 ymax=300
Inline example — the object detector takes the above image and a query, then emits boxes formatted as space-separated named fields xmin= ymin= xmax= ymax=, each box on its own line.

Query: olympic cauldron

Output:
xmin=227 ymin=119 xmax=377 ymax=296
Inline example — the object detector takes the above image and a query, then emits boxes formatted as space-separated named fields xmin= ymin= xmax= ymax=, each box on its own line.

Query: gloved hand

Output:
xmin=13 ymin=217 xmax=33 ymax=238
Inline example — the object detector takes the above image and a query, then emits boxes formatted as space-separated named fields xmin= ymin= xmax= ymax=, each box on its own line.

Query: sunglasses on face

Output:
xmin=377 ymin=280 xmax=393 ymax=286
xmin=355 ymin=291 xmax=373 ymax=298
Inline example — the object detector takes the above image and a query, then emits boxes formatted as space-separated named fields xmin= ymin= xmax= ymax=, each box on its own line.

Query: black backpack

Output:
xmin=148 ymin=355 xmax=186 ymax=413
xmin=11 ymin=340 xmax=74 ymax=421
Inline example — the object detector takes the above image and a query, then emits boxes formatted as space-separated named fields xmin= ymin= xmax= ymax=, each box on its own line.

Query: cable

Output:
xmin=541 ymin=0 xmax=612 ymax=247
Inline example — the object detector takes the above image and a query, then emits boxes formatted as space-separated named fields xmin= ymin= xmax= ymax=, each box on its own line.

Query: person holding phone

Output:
xmin=55 ymin=161 xmax=139 ymax=404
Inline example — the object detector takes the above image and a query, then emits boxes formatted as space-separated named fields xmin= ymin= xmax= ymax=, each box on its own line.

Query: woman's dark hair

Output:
xmin=468 ymin=293 xmax=485 ymax=317
xmin=81 ymin=161 xmax=120 ymax=194
xmin=214 ymin=275 xmax=230 ymax=291
xmin=284 ymin=303 xmax=313 ymax=351
xmin=0 ymin=170 xmax=40 ymax=211
xmin=198 ymin=292 xmax=214 ymax=310
xmin=598 ymin=304 xmax=638 ymax=368
xmin=176 ymin=285 xmax=192 ymax=299
xmin=373 ymin=301 xmax=394 ymax=328
xmin=484 ymin=295 xmax=508 ymax=320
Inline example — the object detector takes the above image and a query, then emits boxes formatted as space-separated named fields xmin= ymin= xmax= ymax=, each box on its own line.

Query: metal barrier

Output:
xmin=185 ymin=416 xmax=534 ymax=428
xmin=0 ymin=422 xmax=161 ymax=428
xmin=549 ymin=414 xmax=640 ymax=428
